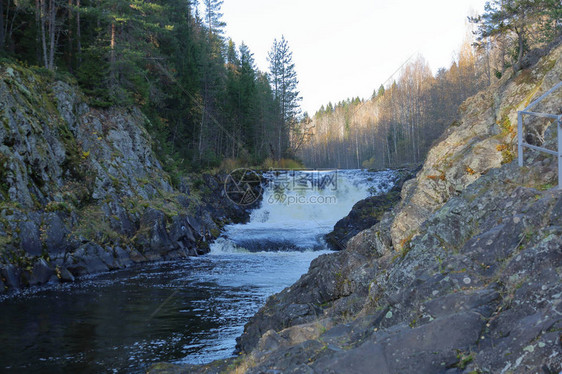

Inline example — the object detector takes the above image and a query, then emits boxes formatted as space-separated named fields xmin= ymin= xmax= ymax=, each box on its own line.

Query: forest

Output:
xmin=298 ymin=0 xmax=561 ymax=169
xmin=1 ymin=0 xmax=560 ymax=171
xmin=0 ymin=0 xmax=302 ymax=171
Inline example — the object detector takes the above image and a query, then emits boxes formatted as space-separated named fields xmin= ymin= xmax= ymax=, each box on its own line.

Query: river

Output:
xmin=0 ymin=169 xmax=397 ymax=373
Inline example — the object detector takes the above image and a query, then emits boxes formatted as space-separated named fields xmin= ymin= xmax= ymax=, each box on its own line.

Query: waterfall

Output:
xmin=211 ymin=169 xmax=397 ymax=253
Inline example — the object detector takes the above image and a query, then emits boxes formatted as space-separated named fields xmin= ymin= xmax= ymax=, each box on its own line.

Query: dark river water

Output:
xmin=0 ymin=251 xmax=328 ymax=373
xmin=0 ymin=169 xmax=396 ymax=373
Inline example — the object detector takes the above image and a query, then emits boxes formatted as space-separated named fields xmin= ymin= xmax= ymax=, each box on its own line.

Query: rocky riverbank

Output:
xmin=324 ymin=167 xmax=420 ymax=251
xmin=0 ymin=63 xmax=250 ymax=293
xmin=149 ymin=39 xmax=562 ymax=373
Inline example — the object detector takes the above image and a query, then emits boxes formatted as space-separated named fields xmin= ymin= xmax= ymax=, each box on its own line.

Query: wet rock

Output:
xmin=1 ymin=265 xmax=21 ymax=290
xmin=0 ymin=63 xmax=251 ymax=292
xmin=186 ymin=215 xmax=204 ymax=240
xmin=66 ymin=242 xmax=111 ymax=276
xmin=233 ymin=163 xmax=562 ymax=372
xmin=59 ymin=266 xmax=75 ymax=282
xmin=111 ymin=246 xmax=132 ymax=269
xmin=136 ymin=208 xmax=174 ymax=255
xmin=325 ymin=167 xmax=419 ymax=250
xmin=169 ymin=215 xmax=196 ymax=249
xmin=325 ymin=188 xmax=401 ymax=250
xmin=28 ymin=259 xmax=55 ymax=286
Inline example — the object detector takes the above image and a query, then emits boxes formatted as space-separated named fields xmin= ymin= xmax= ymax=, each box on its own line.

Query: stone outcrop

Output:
xmin=324 ymin=167 xmax=419 ymax=251
xmin=391 ymin=42 xmax=562 ymax=249
xmin=0 ymin=63 xmax=249 ymax=293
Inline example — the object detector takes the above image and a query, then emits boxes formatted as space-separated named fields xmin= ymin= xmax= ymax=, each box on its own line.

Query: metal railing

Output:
xmin=517 ymin=81 xmax=562 ymax=190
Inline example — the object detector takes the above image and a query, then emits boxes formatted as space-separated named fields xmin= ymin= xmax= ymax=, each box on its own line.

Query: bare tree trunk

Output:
xmin=67 ymin=0 xmax=72 ymax=71
xmin=109 ymin=19 xmax=116 ymax=86
xmin=40 ymin=0 xmax=49 ymax=68
xmin=514 ymin=28 xmax=524 ymax=72
xmin=48 ymin=0 xmax=56 ymax=69
xmin=0 ymin=0 xmax=5 ymax=51
xmin=198 ymin=103 xmax=206 ymax=160
xmin=6 ymin=2 xmax=18 ymax=53
xmin=76 ymin=0 xmax=81 ymax=65
xmin=35 ymin=0 xmax=42 ymax=64
xmin=2 ymin=0 xmax=10 ymax=52
xmin=355 ymin=131 xmax=360 ymax=169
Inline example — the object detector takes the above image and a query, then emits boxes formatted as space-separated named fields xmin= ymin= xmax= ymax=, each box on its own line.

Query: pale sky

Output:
xmin=220 ymin=0 xmax=488 ymax=115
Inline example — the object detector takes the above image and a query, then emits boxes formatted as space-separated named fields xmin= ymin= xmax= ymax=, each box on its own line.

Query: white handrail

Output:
xmin=517 ymin=81 xmax=562 ymax=190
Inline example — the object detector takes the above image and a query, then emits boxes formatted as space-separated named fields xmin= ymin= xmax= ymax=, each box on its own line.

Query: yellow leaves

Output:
xmin=498 ymin=115 xmax=516 ymax=140
xmin=82 ymin=150 xmax=90 ymax=159
xmin=497 ymin=143 xmax=515 ymax=164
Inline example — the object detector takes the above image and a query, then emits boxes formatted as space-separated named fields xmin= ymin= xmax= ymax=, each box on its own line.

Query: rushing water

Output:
xmin=0 ymin=169 xmax=397 ymax=373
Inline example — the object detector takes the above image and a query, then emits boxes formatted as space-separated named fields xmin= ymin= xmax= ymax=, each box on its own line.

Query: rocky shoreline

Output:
xmin=0 ymin=63 xmax=252 ymax=294
xmin=324 ymin=166 xmax=420 ymax=251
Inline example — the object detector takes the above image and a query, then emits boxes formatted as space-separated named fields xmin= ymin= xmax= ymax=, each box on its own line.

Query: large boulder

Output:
xmin=65 ymin=242 xmax=112 ymax=276
xmin=135 ymin=208 xmax=174 ymax=255
xmin=42 ymin=212 xmax=71 ymax=255
xmin=28 ymin=258 xmax=56 ymax=286
xmin=18 ymin=214 xmax=42 ymax=256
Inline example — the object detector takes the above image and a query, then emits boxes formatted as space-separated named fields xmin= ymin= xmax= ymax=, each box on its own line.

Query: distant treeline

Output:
xmin=299 ymin=0 xmax=561 ymax=169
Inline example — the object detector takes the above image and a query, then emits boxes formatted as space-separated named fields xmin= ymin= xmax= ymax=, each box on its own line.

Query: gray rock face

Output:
xmin=148 ymin=42 xmax=562 ymax=374
xmin=18 ymin=216 xmax=42 ymax=256
xmin=324 ymin=168 xmax=418 ymax=251
xmin=0 ymin=64 xmax=251 ymax=293
xmin=42 ymin=212 xmax=71 ymax=255
xmin=137 ymin=208 xmax=175 ymax=254
xmin=1 ymin=265 xmax=21 ymax=290
xmin=390 ymin=43 xmax=562 ymax=249
xmin=65 ymin=242 xmax=116 ymax=276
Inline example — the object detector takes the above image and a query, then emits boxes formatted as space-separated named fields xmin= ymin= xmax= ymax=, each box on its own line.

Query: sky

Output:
xmin=220 ymin=0 xmax=489 ymax=115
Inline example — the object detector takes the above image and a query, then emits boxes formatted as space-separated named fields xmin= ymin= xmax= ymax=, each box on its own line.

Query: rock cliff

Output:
xmin=390 ymin=41 xmax=562 ymax=249
xmin=0 ymin=63 xmax=247 ymax=293
xmin=154 ymin=41 xmax=562 ymax=373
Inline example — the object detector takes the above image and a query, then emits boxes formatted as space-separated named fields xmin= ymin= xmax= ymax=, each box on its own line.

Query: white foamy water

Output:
xmin=211 ymin=169 xmax=397 ymax=253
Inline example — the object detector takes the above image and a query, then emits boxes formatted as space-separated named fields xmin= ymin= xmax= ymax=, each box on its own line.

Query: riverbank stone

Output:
xmin=28 ymin=259 xmax=55 ymax=286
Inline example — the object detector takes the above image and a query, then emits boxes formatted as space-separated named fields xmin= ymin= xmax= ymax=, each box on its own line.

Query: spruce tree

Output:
xmin=267 ymin=35 xmax=302 ymax=156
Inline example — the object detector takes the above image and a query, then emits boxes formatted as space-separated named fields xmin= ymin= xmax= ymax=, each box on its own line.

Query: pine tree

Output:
xmin=470 ymin=0 xmax=561 ymax=71
xmin=267 ymin=35 xmax=302 ymax=157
